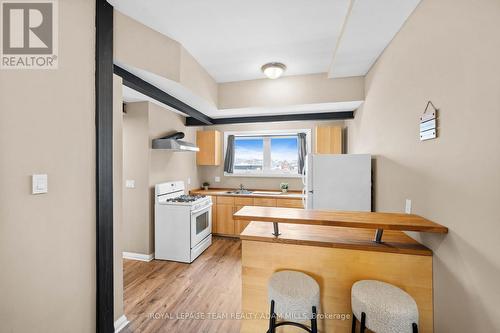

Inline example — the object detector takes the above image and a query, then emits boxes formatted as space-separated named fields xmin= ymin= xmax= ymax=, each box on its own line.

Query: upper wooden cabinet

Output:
xmin=315 ymin=126 xmax=343 ymax=154
xmin=196 ymin=130 xmax=222 ymax=165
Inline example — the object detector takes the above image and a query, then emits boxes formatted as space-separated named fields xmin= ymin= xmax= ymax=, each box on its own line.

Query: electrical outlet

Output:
xmin=214 ymin=176 xmax=221 ymax=183
xmin=187 ymin=177 xmax=191 ymax=185
xmin=125 ymin=180 xmax=135 ymax=189
xmin=405 ymin=199 xmax=412 ymax=214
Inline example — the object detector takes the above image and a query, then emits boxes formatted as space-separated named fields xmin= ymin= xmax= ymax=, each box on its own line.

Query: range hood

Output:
xmin=152 ymin=132 xmax=199 ymax=152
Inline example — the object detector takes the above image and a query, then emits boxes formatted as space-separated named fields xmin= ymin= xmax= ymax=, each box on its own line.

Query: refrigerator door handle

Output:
xmin=302 ymin=188 xmax=306 ymax=208
xmin=301 ymin=155 xmax=308 ymax=186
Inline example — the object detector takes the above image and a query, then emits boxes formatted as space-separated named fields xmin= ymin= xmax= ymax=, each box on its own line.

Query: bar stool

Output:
xmin=351 ymin=280 xmax=419 ymax=333
xmin=267 ymin=270 xmax=320 ymax=333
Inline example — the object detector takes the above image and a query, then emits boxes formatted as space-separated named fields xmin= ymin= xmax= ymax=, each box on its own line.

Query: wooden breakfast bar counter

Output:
xmin=233 ymin=207 xmax=448 ymax=333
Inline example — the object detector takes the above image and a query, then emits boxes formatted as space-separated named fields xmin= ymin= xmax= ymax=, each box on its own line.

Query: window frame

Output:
xmin=223 ymin=129 xmax=311 ymax=178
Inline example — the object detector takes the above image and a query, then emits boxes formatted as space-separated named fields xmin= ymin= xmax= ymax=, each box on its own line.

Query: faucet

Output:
xmin=239 ymin=184 xmax=245 ymax=191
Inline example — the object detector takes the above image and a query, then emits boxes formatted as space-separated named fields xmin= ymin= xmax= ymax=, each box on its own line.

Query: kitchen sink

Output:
xmin=224 ymin=190 xmax=288 ymax=196
xmin=225 ymin=190 xmax=253 ymax=194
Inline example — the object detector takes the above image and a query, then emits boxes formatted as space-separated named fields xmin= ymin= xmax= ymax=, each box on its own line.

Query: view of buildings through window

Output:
xmin=270 ymin=137 xmax=299 ymax=172
xmin=233 ymin=135 xmax=299 ymax=174
xmin=234 ymin=137 xmax=264 ymax=171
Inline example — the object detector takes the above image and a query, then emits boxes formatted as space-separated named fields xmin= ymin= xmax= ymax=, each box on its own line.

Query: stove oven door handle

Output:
xmin=191 ymin=202 xmax=213 ymax=215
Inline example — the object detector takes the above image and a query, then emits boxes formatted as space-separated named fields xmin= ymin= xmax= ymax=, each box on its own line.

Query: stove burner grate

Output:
xmin=166 ymin=194 xmax=206 ymax=203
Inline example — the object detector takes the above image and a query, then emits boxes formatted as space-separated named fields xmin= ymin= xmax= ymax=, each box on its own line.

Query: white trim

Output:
xmin=224 ymin=128 xmax=311 ymax=138
xmin=122 ymin=251 xmax=154 ymax=262
xmin=114 ymin=315 xmax=129 ymax=333
xmin=223 ymin=129 xmax=311 ymax=178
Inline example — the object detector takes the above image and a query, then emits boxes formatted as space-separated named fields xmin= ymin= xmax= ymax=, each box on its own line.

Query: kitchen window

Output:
xmin=224 ymin=129 xmax=311 ymax=178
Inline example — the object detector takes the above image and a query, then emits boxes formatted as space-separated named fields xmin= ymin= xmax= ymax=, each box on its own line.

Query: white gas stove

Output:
xmin=154 ymin=181 xmax=212 ymax=263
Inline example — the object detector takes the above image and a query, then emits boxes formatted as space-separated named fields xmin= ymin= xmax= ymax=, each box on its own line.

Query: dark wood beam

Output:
xmin=114 ymin=65 xmax=213 ymax=125
xmin=185 ymin=111 xmax=354 ymax=126
xmin=95 ymin=0 xmax=114 ymax=332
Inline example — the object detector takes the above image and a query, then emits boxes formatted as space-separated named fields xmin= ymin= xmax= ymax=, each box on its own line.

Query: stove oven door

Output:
xmin=190 ymin=203 xmax=212 ymax=247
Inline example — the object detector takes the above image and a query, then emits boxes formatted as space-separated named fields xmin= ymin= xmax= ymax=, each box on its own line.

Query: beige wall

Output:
xmin=122 ymin=102 xmax=201 ymax=254
xmin=114 ymin=11 xmax=218 ymax=108
xmin=180 ymin=47 xmax=218 ymax=108
xmin=148 ymin=103 xmax=201 ymax=190
xmin=113 ymin=75 xmax=124 ymax=321
xmin=198 ymin=120 xmax=345 ymax=191
xmin=0 ymin=1 xmax=96 ymax=332
xmin=114 ymin=11 xmax=181 ymax=82
xmin=346 ymin=0 xmax=500 ymax=331
xmin=218 ymin=74 xmax=364 ymax=110
xmin=122 ymin=102 xmax=151 ymax=255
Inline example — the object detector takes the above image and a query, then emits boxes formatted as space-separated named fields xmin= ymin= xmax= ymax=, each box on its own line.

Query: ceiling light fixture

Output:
xmin=261 ymin=62 xmax=287 ymax=79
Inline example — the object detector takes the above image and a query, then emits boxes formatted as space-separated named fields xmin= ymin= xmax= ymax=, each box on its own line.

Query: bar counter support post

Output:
xmin=273 ymin=222 xmax=281 ymax=237
xmin=374 ymin=229 xmax=384 ymax=243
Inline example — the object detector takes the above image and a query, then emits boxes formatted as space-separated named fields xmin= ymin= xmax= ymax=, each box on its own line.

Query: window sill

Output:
xmin=224 ymin=172 xmax=302 ymax=179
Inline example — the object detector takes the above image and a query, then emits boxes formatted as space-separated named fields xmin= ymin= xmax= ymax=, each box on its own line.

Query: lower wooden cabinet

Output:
xmin=235 ymin=205 xmax=251 ymax=235
xmin=254 ymin=197 xmax=277 ymax=207
xmin=210 ymin=195 xmax=303 ymax=237
xmin=211 ymin=201 xmax=217 ymax=233
xmin=276 ymin=198 xmax=304 ymax=208
xmin=215 ymin=204 xmax=235 ymax=235
xmin=235 ymin=220 xmax=251 ymax=235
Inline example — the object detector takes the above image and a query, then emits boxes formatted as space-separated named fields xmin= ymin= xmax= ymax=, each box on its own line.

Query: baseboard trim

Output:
xmin=122 ymin=251 xmax=154 ymax=262
xmin=114 ymin=315 xmax=129 ymax=333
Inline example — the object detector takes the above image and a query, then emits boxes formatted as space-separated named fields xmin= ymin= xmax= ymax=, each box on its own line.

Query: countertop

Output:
xmin=234 ymin=206 xmax=448 ymax=233
xmin=240 ymin=222 xmax=432 ymax=256
xmin=190 ymin=188 xmax=304 ymax=199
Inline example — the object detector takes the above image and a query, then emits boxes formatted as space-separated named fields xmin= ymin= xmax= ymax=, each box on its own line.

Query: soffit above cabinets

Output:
xmin=118 ymin=62 xmax=364 ymax=119
xmin=108 ymin=0 xmax=421 ymax=83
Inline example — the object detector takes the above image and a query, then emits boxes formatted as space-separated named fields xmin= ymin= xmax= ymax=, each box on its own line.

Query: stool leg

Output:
xmin=360 ymin=312 xmax=366 ymax=333
xmin=412 ymin=323 xmax=418 ymax=333
xmin=311 ymin=306 xmax=318 ymax=333
xmin=351 ymin=314 xmax=356 ymax=333
xmin=268 ymin=300 xmax=276 ymax=333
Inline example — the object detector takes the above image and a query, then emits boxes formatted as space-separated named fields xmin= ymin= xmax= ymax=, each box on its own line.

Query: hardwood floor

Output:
xmin=121 ymin=237 xmax=242 ymax=333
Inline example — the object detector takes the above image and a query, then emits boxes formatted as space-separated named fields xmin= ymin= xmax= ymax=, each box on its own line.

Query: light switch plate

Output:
xmin=125 ymin=180 xmax=135 ymax=189
xmin=32 ymin=174 xmax=48 ymax=194
xmin=214 ymin=176 xmax=221 ymax=183
xmin=405 ymin=199 xmax=412 ymax=214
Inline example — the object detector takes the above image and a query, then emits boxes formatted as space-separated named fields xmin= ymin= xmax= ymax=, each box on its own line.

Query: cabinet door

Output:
xmin=215 ymin=204 xmax=235 ymax=235
xmin=217 ymin=196 xmax=235 ymax=205
xmin=196 ymin=130 xmax=221 ymax=165
xmin=315 ymin=126 xmax=343 ymax=154
xmin=276 ymin=198 xmax=304 ymax=209
xmin=211 ymin=203 xmax=217 ymax=233
xmin=234 ymin=197 xmax=254 ymax=206
xmin=235 ymin=205 xmax=251 ymax=235
xmin=254 ymin=197 xmax=277 ymax=207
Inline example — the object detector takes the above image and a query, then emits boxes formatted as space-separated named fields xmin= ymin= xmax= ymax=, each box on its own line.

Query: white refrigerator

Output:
xmin=303 ymin=154 xmax=372 ymax=211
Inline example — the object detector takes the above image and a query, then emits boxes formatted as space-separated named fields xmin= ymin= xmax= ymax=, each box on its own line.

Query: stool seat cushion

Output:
xmin=351 ymin=280 xmax=418 ymax=333
xmin=268 ymin=270 xmax=320 ymax=321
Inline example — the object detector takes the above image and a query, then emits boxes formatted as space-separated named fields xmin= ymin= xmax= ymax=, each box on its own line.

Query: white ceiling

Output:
xmin=329 ymin=0 xmax=420 ymax=78
xmin=109 ymin=0 xmax=420 ymax=83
